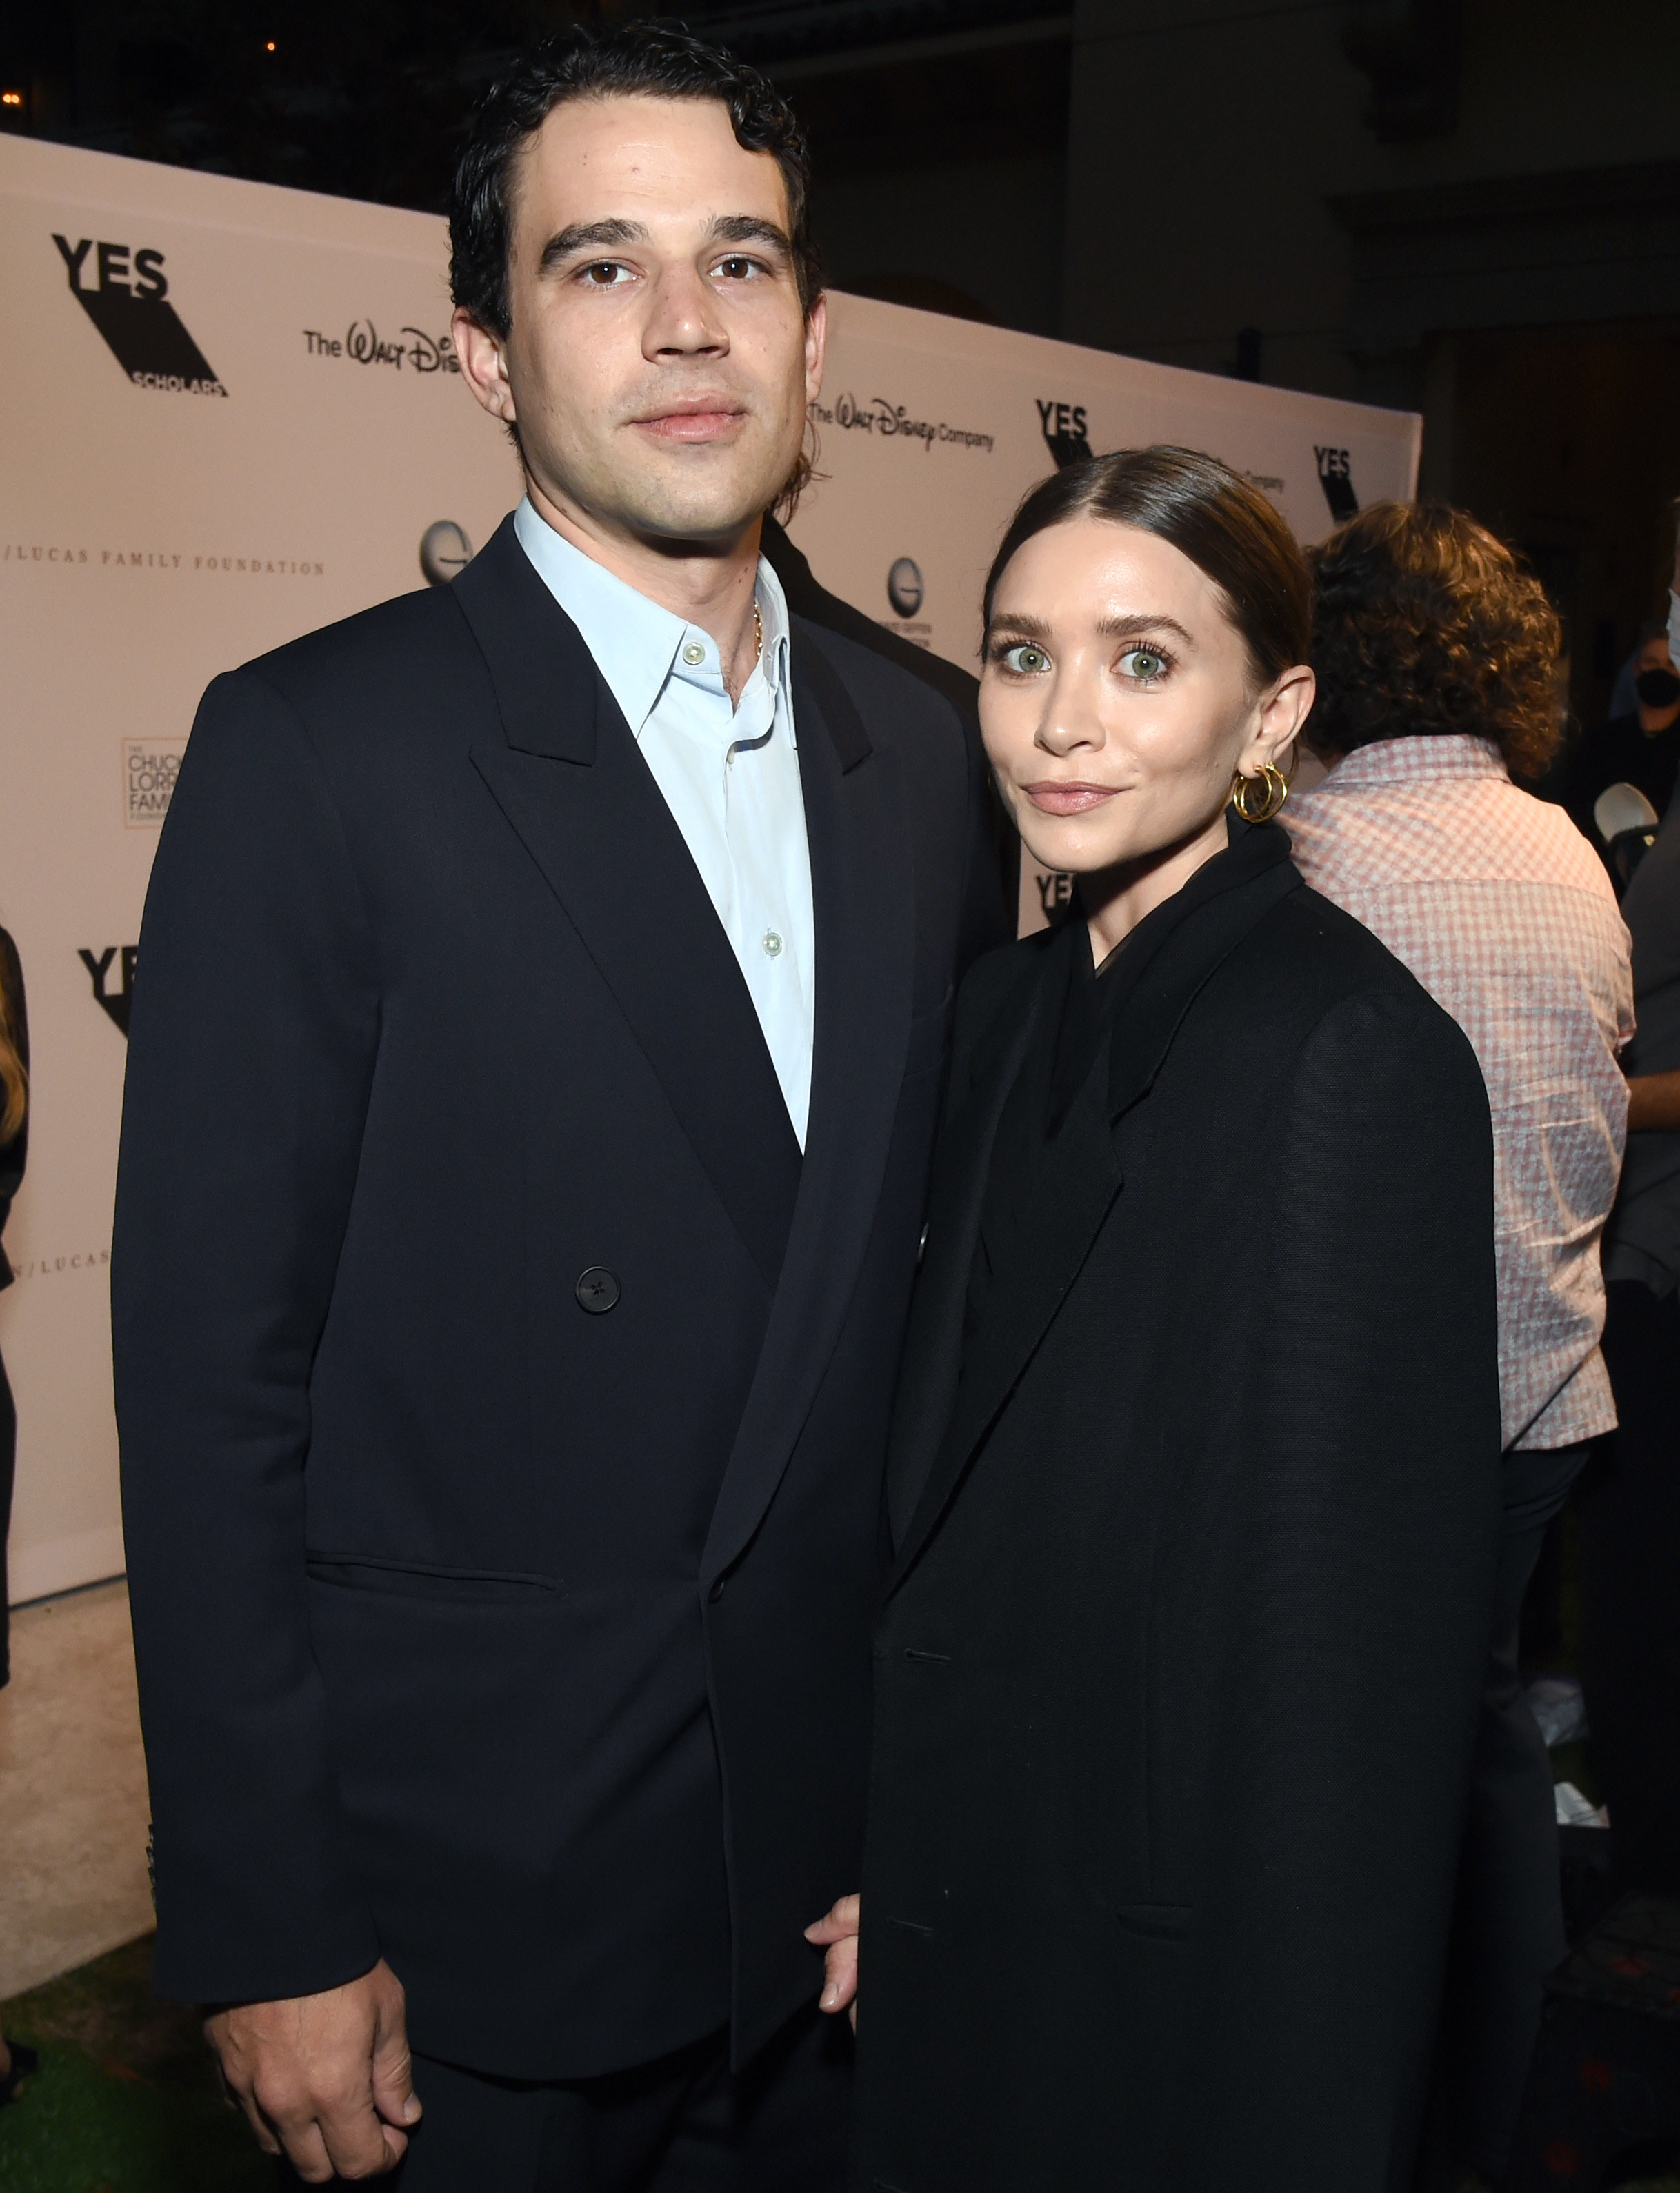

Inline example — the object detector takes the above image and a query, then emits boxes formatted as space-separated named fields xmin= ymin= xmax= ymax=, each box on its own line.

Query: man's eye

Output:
xmin=580 ymin=261 xmax=632 ymax=287
xmin=713 ymin=256 xmax=761 ymax=281
xmin=1119 ymin=648 xmax=1168 ymax=681
xmin=1001 ymin=644 xmax=1051 ymax=674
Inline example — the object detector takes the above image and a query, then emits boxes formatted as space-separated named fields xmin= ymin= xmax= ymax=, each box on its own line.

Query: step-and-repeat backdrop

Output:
xmin=0 ymin=134 xmax=1419 ymax=1603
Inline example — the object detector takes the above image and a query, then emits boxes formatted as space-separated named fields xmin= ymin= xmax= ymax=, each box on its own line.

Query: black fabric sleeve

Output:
xmin=1179 ymin=985 xmax=1502 ymax=2188
xmin=0 ymin=927 xmax=28 ymax=1257
xmin=113 ymin=669 xmax=384 ymax=2005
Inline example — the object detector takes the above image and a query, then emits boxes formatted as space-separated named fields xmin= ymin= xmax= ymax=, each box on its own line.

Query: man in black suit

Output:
xmin=113 ymin=23 xmax=1005 ymax=2187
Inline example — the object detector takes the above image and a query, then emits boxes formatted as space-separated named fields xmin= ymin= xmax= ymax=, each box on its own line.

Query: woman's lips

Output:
xmin=1022 ymin=781 xmax=1119 ymax=816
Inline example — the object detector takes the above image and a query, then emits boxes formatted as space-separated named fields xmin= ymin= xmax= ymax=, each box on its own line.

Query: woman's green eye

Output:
xmin=1120 ymin=648 xmax=1166 ymax=681
xmin=1002 ymin=644 xmax=1050 ymax=674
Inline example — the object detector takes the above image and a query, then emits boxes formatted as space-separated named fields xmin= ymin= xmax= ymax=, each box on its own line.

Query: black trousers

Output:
xmin=1430 ymin=1437 xmax=1589 ymax=2183
xmin=387 ymin=2005 xmax=852 ymax=2193
xmin=1580 ymin=1279 xmax=1680 ymax=1894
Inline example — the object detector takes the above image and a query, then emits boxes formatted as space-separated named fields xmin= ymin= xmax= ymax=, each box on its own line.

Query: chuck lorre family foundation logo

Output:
xmin=52 ymin=232 xmax=226 ymax=396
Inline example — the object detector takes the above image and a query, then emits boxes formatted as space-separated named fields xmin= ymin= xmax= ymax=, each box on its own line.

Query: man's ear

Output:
xmin=453 ymin=307 xmax=517 ymax=428
xmin=803 ymin=292 xmax=828 ymax=406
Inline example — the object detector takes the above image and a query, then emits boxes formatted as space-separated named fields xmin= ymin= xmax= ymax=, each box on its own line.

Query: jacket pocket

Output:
xmin=305 ymin=1552 xmax=560 ymax=1604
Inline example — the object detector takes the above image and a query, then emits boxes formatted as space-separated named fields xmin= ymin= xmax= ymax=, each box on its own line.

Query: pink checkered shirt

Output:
xmin=1286 ymin=735 xmax=1633 ymax=1451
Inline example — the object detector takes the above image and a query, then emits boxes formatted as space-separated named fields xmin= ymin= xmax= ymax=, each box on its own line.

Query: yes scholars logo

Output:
xmin=52 ymin=234 xmax=227 ymax=397
xmin=81 ymin=947 xmax=137 ymax=1036
xmin=1314 ymin=445 xmax=1359 ymax=521
xmin=1036 ymin=399 xmax=1092 ymax=470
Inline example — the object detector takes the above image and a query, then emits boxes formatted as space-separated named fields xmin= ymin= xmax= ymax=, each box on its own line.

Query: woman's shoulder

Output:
xmin=1239 ymin=878 xmax=1480 ymax=1068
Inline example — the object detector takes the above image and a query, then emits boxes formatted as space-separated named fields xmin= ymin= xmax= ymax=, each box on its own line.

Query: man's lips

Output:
xmin=630 ymin=400 xmax=748 ymax=443
xmin=1021 ymin=781 xmax=1120 ymax=816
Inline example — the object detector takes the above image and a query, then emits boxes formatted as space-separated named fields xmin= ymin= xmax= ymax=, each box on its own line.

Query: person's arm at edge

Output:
xmin=114 ymin=668 xmax=414 ymax=2179
xmin=1626 ymin=1068 xmax=1680 ymax=1131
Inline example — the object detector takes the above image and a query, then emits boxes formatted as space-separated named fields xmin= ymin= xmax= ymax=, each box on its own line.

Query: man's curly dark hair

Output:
xmin=1305 ymin=501 xmax=1564 ymax=781
xmin=448 ymin=20 xmax=819 ymax=344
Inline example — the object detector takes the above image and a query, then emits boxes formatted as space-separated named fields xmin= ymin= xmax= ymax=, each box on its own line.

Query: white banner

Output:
xmin=0 ymin=137 xmax=1418 ymax=1602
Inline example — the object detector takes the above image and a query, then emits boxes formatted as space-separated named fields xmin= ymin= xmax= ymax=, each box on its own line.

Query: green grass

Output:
xmin=0 ymin=1934 xmax=271 ymax=2193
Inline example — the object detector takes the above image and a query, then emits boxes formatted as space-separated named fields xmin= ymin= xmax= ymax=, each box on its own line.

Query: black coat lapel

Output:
xmin=883 ymin=947 xmax=1048 ymax=1550
xmin=701 ymin=625 xmax=914 ymax=1583
xmin=454 ymin=517 xmax=801 ymax=1292
xmin=888 ymin=828 xmax=1301 ymax=1588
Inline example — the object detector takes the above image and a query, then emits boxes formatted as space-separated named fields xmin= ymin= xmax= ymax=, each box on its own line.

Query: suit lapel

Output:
xmin=700 ymin=625 xmax=914 ymax=1584
xmin=888 ymin=828 xmax=1303 ymax=1588
xmin=454 ymin=517 xmax=801 ymax=1293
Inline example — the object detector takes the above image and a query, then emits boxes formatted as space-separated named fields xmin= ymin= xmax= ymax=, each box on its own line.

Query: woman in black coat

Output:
xmin=808 ymin=449 xmax=1502 ymax=2190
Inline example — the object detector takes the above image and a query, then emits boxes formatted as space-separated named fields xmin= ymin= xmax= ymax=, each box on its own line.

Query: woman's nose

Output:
xmin=1037 ymin=677 xmax=1106 ymax=756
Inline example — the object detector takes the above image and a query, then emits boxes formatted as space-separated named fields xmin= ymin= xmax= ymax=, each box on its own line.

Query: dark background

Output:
xmin=4 ymin=0 xmax=1677 ymax=728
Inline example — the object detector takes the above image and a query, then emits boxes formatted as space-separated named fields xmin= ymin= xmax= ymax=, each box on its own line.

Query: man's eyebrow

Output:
xmin=708 ymin=214 xmax=793 ymax=254
xmin=539 ymin=218 xmax=648 ymax=272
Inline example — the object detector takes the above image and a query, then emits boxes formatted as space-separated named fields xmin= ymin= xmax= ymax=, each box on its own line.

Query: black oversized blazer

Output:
xmin=854 ymin=825 xmax=1503 ymax=2193
xmin=112 ymin=514 xmax=1003 ymax=2077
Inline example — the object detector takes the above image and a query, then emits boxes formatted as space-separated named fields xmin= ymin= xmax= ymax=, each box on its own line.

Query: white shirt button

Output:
xmin=762 ymin=929 xmax=784 ymax=958
xmin=682 ymin=640 xmax=706 ymax=666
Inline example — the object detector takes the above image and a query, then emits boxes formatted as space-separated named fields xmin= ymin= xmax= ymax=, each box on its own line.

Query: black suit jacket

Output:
xmin=854 ymin=826 xmax=1503 ymax=2191
xmin=113 ymin=513 xmax=1006 ymax=2077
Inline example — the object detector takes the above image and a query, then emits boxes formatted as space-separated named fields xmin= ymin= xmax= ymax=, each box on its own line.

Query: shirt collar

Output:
xmin=1314 ymin=733 xmax=1510 ymax=792
xmin=513 ymin=496 xmax=793 ymax=743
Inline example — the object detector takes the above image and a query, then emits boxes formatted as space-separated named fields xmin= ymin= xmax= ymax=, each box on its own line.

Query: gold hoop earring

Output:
xmin=1229 ymin=762 xmax=1289 ymax=825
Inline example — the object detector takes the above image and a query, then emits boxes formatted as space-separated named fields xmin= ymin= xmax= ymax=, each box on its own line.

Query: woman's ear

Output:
xmin=1239 ymin=663 xmax=1317 ymax=778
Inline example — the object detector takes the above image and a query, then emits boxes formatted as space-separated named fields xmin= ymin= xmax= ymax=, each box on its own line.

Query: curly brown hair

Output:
xmin=1305 ymin=501 xmax=1563 ymax=779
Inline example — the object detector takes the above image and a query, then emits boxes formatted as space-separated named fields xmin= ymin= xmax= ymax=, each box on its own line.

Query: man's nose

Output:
xmin=643 ymin=265 xmax=728 ymax=359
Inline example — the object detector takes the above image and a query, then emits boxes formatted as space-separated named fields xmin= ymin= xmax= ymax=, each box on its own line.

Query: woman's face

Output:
xmin=980 ymin=516 xmax=1311 ymax=881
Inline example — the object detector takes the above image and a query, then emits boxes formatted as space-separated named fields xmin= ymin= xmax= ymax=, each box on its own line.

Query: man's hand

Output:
xmin=206 ymin=1957 xmax=420 ymax=2181
xmin=805 ymin=1894 xmax=860 ymax=2030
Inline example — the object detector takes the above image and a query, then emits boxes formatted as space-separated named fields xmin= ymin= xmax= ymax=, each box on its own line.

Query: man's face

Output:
xmin=458 ymin=94 xmax=823 ymax=551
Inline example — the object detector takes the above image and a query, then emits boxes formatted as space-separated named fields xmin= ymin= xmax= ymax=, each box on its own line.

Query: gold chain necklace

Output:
xmin=753 ymin=597 xmax=763 ymax=665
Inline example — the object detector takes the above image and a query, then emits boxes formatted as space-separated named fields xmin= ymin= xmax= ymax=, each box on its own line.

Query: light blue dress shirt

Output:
xmin=514 ymin=497 xmax=817 ymax=1148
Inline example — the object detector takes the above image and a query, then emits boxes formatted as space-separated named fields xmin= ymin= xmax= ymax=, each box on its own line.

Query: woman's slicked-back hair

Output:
xmin=1306 ymin=501 xmax=1563 ymax=778
xmin=982 ymin=446 xmax=1312 ymax=688
xmin=449 ymin=21 xmax=819 ymax=343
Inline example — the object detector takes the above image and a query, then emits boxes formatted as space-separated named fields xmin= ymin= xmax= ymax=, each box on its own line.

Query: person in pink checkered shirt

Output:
xmin=1286 ymin=501 xmax=1633 ymax=2189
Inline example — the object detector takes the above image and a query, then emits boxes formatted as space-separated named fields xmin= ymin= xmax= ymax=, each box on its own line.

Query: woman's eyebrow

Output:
xmin=988 ymin=612 xmax=1197 ymax=645
xmin=1096 ymin=613 xmax=1194 ymax=645
xmin=988 ymin=612 xmax=1054 ymax=641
